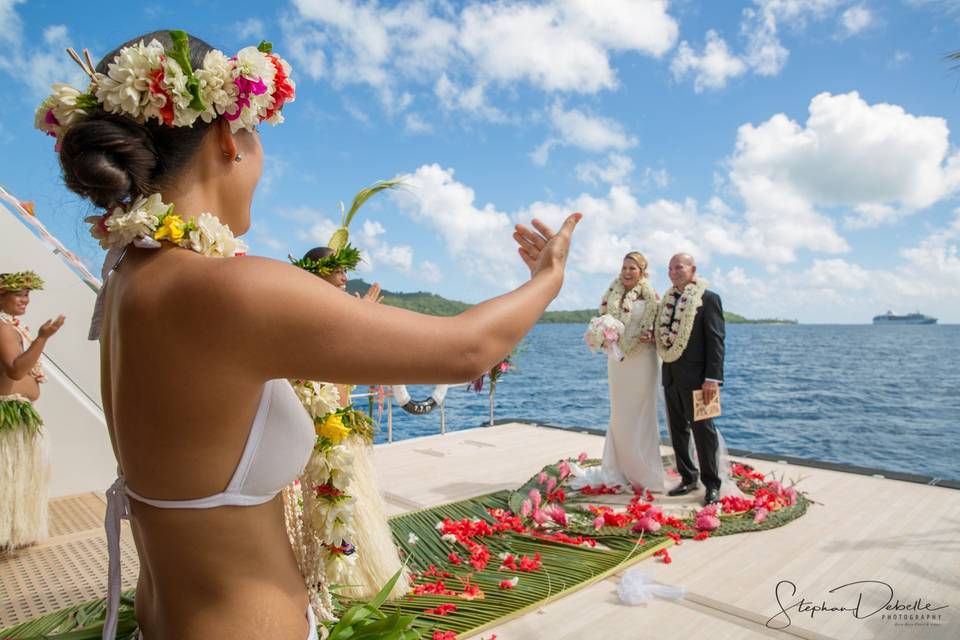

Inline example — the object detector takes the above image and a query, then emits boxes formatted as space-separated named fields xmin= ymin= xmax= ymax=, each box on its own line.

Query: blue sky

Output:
xmin=2 ymin=0 xmax=960 ymax=323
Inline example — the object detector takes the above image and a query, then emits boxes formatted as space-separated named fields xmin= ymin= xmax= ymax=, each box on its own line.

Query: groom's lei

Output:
xmin=600 ymin=278 xmax=658 ymax=356
xmin=656 ymin=278 xmax=708 ymax=363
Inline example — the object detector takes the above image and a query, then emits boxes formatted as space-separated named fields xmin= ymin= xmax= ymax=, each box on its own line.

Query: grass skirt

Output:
xmin=0 ymin=395 xmax=49 ymax=550
xmin=339 ymin=433 xmax=410 ymax=599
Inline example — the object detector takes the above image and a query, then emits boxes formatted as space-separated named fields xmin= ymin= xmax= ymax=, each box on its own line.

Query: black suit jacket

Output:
xmin=661 ymin=289 xmax=725 ymax=390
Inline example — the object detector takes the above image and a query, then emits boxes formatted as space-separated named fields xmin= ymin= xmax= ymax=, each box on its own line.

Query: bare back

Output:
xmin=100 ymin=247 xmax=310 ymax=640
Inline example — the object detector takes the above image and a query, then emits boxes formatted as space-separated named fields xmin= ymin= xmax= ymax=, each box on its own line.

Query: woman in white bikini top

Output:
xmin=46 ymin=28 xmax=581 ymax=640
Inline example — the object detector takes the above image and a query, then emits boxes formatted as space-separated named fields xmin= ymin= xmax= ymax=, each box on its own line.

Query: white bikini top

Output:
xmin=102 ymin=379 xmax=316 ymax=639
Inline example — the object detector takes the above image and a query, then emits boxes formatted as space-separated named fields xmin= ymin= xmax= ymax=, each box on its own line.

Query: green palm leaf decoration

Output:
xmin=328 ymin=178 xmax=406 ymax=252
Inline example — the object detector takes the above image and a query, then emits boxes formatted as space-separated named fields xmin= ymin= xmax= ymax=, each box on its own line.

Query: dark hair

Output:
xmin=303 ymin=247 xmax=334 ymax=261
xmin=58 ymin=31 xmax=218 ymax=209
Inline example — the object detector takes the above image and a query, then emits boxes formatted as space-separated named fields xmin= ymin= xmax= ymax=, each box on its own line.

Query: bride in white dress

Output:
xmin=575 ymin=252 xmax=666 ymax=493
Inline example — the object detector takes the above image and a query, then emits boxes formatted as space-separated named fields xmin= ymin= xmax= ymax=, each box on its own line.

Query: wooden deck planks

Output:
xmin=2 ymin=422 xmax=957 ymax=638
xmin=373 ymin=422 xmax=960 ymax=640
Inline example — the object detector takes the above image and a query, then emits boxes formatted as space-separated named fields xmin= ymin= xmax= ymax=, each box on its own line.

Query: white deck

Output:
xmin=2 ymin=422 xmax=957 ymax=639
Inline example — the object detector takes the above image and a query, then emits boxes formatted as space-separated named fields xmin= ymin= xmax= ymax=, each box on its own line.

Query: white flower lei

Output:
xmin=35 ymin=30 xmax=296 ymax=145
xmin=0 ymin=313 xmax=45 ymax=383
xmin=599 ymin=277 xmax=658 ymax=356
xmin=656 ymin=278 xmax=708 ymax=363
xmin=84 ymin=193 xmax=248 ymax=257
xmin=291 ymin=380 xmax=361 ymax=588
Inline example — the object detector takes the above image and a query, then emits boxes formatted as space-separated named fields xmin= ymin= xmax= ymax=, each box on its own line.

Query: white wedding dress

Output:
xmin=573 ymin=301 xmax=666 ymax=493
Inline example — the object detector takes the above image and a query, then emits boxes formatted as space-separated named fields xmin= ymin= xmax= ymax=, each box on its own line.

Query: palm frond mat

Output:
xmin=0 ymin=459 xmax=809 ymax=639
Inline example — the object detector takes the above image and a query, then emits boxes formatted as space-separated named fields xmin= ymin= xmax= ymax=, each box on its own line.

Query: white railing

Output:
xmin=349 ymin=386 xmax=447 ymax=443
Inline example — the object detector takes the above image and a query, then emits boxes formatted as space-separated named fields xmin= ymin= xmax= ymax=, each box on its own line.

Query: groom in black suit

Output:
xmin=661 ymin=254 xmax=725 ymax=506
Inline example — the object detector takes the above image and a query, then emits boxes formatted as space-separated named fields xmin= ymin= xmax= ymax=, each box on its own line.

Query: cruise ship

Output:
xmin=872 ymin=310 xmax=938 ymax=325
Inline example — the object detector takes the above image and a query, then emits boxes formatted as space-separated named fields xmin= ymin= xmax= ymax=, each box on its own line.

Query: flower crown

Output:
xmin=290 ymin=244 xmax=363 ymax=277
xmin=289 ymin=179 xmax=405 ymax=278
xmin=35 ymin=30 xmax=295 ymax=148
xmin=0 ymin=271 xmax=45 ymax=292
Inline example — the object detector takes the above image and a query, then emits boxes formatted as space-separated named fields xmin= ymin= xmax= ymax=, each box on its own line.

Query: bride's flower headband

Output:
xmin=35 ymin=29 xmax=295 ymax=148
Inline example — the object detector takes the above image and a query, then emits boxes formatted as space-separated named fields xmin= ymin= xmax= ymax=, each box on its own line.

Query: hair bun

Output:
xmin=59 ymin=112 xmax=159 ymax=209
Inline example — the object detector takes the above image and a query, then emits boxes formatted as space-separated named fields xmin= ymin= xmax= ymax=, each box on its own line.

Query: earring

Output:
xmin=234 ymin=153 xmax=243 ymax=163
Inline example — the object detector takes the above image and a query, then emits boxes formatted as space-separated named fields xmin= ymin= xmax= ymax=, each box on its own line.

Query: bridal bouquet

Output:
xmin=584 ymin=314 xmax=626 ymax=361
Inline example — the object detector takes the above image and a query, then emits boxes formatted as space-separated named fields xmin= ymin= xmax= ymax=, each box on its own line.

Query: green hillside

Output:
xmin=345 ymin=280 xmax=796 ymax=324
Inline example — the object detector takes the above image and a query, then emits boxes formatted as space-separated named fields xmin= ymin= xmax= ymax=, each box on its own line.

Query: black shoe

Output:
xmin=668 ymin=482 xmax=698 ymax=497
xmin=703 ymin=488 xmax=720 ymax=506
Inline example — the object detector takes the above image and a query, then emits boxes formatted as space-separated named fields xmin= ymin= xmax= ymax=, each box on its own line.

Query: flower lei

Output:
xmin=84 ymin=193 xmax=248 ymax=257
xmin=599 ymin=277 xmax=658 ymax=356
xmin=290 ymin=380 xmax=375 ymax=591
xmin=0 ymin=313 xmax=45 ymax=383
xmin=35 ymin=30 xmax=295 ymax=148
xmin=656 ymin=278 xmax=708 ymax=363
xmin=0 ymin=271 xmax=45 ymax=292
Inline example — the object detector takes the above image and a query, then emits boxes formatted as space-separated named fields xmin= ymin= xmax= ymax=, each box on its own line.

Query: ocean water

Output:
xmin=371 ymin=324 xmax=960 ymax=482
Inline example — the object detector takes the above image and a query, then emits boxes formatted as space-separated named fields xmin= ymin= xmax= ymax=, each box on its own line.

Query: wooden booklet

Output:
xmin=693 ymin=389 xmax=722 ymax=421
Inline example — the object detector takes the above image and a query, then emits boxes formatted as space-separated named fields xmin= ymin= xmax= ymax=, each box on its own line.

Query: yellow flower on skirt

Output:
xmin=154 ymin=215 xmax=186 ymax=242
xmin=318 ymin=414 xmax=351 ymax=444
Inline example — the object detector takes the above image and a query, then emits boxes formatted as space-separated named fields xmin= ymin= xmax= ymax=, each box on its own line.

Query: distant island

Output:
xmin=346 ymin=280 xmax=797 ymax=325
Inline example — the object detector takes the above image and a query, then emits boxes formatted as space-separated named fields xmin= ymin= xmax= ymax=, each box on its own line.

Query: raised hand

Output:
xmin=361 ymin=283 xmax=384 ymax=304
xmin=512 ymin=212 xmax=582 ymax=278
xmin=38 ymin=315 xmax=66 ymax=339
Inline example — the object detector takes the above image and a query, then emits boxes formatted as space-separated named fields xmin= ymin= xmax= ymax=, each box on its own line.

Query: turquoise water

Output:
xmin=372 ymin=324 xmax=960 ymax=482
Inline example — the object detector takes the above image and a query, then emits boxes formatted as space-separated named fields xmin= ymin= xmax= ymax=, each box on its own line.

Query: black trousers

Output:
xmin=664 ymin=384 xmax=721 ymax=492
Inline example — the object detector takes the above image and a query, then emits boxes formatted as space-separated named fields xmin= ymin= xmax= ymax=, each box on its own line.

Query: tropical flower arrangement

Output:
xmin=656 ymin=278 xmax=708 ymax=363
xmin=598 ymin=276 xmax=658 ymax=356
xmin=288 ymin=379 xmax=376 ymax=609
xmin=84 ymin=193 xmax=248 ymax=257
xmin=468 ymin=348 xmax=520 ymax=426
xmin=583 ymin=314 xmax=626 ymax=361
xmin=35 ymin=30 xmax=295 ymax=148
xmin=507 ymin=455 xmax=808 ymax=545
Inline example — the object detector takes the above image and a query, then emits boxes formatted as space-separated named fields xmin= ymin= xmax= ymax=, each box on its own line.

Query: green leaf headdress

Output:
xmin=0 ymin=271 xmax=45 ymax=292
xmin=291 ymin=178 xmax=404 ymax=277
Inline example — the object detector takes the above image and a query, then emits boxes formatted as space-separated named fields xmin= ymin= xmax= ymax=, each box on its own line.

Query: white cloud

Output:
xmin=419 ymin=260 xmax=442 ymax=283
xmin=534 ymin=103 xmax=638 ymax=164
xmin=889 ymin=50 xmax=911 ymax=69
xmin=295 ymin=211 xmax=339 ymax=246
xmin=675 ymin=0 xmax=849 ymax=92
xmin=516 ymin=186 xmax=750 ymax=278
xmin=249 ymin=220 xmax=286 ymax=253
xmin=712 ymin=209 xmax=960 ymax=322
xmin=576 ymin=153 xmax=635 ymax=186
xmin=671 ymin=30 xmax=747 ymax=92
xmin=287 ymin=0 xmax=457 ymax=93
xmin=284 ymin=0 xmax=679 ymax=123
xmin=460 ymin=0 xmax=678 ymax=93
xmin=434 ymin=74 xmax=509 ymax=123
xmin=234 ymin=17 xmax=266 ymax=41
xmin=404 ymin=113 xmax=433 ymax=134
xmin=0 ymin=0 xmax=25 ymax=47
xmin=642 ymin=167 xmax=670 ymax=190
xmin=838 ymin=5 xmax=875 ymax=37
xmin=391 ymin=164 xmax=520 ymax=287
xmin=728 ymin=91 xmax=960 ymax=261
xmin=0 ymin=21 xmax=88 ymax=98
xmin=356 ymin=219 xmax=415 ymax=272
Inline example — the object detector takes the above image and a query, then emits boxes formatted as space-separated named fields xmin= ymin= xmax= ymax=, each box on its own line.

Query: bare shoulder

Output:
xmin=174 ymin=254 xmax=331 ymax=309
xmin=0 ymin=321 xmax=19 ymax=343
